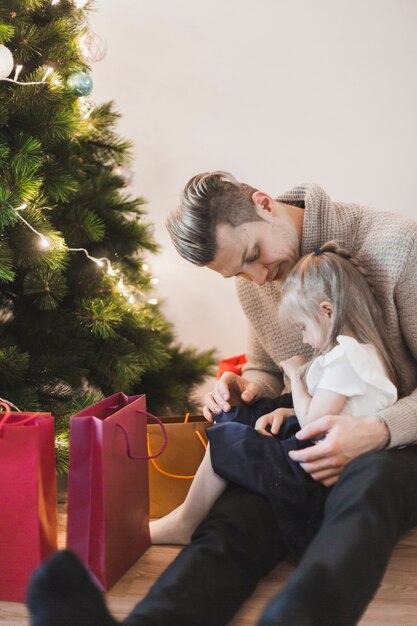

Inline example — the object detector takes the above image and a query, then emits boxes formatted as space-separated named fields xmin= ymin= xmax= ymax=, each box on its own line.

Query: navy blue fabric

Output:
xmin=208 ymin=397 xmax=328 ymax=560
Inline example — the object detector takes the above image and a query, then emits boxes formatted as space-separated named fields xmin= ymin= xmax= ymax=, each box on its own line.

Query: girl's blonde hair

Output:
xmin=279 ymin=240 xmax=399 ymax=392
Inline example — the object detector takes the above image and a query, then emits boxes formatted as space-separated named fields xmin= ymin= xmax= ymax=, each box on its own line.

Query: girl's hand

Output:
xmin=279 ymin=355 xmax=307 ymax=380
xmin=255 ymin=407 xmax=296 ymax=437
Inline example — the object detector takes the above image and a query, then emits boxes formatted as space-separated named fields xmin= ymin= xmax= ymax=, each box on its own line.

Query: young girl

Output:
xmin=150 ymin=241 xmax=398 ymax=560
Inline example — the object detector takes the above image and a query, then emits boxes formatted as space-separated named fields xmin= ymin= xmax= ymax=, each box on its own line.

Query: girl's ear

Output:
xmin=319 ymin=301 xmax=334 ymax=318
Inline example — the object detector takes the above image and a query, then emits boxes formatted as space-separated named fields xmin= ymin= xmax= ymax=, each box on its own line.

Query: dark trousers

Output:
xmin=125 ymin=444 xmax=417 ymax=626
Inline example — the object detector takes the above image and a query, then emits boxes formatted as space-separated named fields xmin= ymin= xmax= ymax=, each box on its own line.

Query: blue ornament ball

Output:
xmin=66 ymin=71 xmax=93 ymax=96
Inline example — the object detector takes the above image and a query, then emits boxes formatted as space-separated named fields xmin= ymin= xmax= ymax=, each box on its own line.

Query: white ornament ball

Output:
xmin=0 ymin=44 xmax=14 ymax=80
xmin=80 ymin=31 xmax=107 ymax=63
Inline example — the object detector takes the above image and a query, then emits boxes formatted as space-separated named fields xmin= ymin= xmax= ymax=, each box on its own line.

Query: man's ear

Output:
xmin=319 ymin=301 xmax=334 ymax=318
xmin=252 ymin=191 xmax=275 ymax=219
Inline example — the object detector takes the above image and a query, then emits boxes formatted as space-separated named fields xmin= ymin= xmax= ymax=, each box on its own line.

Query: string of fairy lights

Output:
xmin=12 ymin=195 xmax=160 ymax=300
xmin=0 ymin=0 xmax=161 ymax=409
xmin=11 ymin=199 xmax=160 ymax=307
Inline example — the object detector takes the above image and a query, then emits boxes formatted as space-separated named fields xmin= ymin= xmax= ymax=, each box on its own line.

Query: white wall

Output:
xmin=88 ymin=0 xmax=417 ymax=372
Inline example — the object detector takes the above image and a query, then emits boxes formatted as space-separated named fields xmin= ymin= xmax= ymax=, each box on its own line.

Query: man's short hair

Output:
xmin=166 ymin=171 xmax=260 ymax=265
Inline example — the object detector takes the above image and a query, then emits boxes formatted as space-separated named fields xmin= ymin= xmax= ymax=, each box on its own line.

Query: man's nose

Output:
xmin=246 ymin=264 xmax=269 ymax=286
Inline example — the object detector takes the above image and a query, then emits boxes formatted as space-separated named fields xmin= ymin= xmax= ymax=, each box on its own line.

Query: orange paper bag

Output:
xmin=147 ymin=414 xmax=210 ymax=518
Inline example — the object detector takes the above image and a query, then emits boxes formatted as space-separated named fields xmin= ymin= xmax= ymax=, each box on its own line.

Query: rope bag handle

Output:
xmin=147 ymin=412 xmax=208 ymax=479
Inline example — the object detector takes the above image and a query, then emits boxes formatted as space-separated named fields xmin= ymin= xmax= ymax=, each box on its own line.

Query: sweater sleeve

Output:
xmin=379 ymin=242 xmax=417 ymax=447
xmin=242 ymin=322 xmax=284 ymax=398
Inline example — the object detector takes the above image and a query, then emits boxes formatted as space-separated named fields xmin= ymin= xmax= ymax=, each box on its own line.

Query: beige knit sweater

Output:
xmin=236 ymin=184 xmax=417 ymax=448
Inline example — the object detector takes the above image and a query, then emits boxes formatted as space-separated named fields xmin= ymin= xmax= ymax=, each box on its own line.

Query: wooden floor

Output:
xmin=1 ymin=502 xmax=417 ymax=625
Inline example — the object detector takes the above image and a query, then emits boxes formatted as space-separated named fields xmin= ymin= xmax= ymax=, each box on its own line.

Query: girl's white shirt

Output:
xmin=306 ymin=335 xmax=398 ymax=417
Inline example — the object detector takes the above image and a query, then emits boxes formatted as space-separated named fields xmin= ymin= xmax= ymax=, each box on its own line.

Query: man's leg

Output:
xmin=125 ymin=485 xmax=287 ymax=626
xmin=259 ymin=447 xmax=417 ymax=626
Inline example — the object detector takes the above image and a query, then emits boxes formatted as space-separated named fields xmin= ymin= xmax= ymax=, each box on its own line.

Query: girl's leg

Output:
xmin=150 ymin=444 xmax=226 ymax=544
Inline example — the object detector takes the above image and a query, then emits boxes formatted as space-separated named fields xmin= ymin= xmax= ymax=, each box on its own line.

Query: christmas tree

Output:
xmin=0 ymin=0 xmax=215 ymax=473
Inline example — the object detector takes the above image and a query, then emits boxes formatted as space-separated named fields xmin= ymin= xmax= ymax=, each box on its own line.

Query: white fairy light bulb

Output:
xmin=14 ymin=64 xmax=23 ymax=81
xmin=42 ymin=66 xmax=54 ymax=82
xmin=73 ymin=0 xmax=89 ymax=8
xmin=142 ymin=263 xmax=149 ymax=271
xmin=150 ymin=276 xmax=159 ymax=285
xmin=39 ymin=235 xmax=51 ymax=249
xmin=147 ymin=298 xmax=158 ymax=305
xmin=128 ymin=295 xmax=135 ymax=304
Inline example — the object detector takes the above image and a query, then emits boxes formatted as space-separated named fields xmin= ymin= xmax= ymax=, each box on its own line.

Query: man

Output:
xmin=28 ymin=172 xmax=417 ymax=626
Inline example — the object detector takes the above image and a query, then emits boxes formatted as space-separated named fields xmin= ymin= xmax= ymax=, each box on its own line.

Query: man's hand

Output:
xmin=279 ymin=355 xmax=306 ymax=380
xmin=255 ymin=407 xmax=296 ymax=436
xmin=203 ymin=372 xmax=262 ymax=421
xmin=289 ymin=414 xmax=390 ymax=486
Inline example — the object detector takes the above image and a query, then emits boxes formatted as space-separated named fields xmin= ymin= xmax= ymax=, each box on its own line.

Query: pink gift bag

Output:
xmin=0 ymin=404 xmax=57 ymax=602
xmin=66 ymin=393 xmax=166 ymax=590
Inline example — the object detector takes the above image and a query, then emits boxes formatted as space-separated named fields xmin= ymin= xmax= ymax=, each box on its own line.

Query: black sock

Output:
xmin=26 ymin=550 xmax=120 ymax=626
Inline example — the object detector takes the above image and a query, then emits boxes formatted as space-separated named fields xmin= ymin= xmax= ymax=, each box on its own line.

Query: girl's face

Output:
xmin=299 ymin=302 xmax=333 ymax=351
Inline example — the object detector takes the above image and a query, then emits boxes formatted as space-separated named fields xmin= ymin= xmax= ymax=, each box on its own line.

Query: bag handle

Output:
xmin=147 ymin=416 xmax=207 ymax=479
xmin=0 ymin=402 xmax=40 ymax=437
xmin=115 ymin=409 xmax=168 ymax=460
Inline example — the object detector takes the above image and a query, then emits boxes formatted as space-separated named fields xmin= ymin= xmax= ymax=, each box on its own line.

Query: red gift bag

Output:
xmin=0 ymin=404 xmax=57 ymax=602
xmin=217 ymin=354 xmax=247 ymax=378
xmin=66 ymin=393 xmax=166 ymax=591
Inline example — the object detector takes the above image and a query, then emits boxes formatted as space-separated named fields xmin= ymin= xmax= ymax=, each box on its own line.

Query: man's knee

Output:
xmin=340 ymin=447 xmax=417 ymax=495
xmin=326 ymin=447 xmax=417 ymax=535
xmin=259 ymin=561 xmax=348 ymax=626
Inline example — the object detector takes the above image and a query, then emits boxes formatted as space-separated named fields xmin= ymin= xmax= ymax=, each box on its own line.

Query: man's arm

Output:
xmin=378 ymin=392 xmax=417 ymax=448
xmin=378 ymin=245 xmax=417 ymax=447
